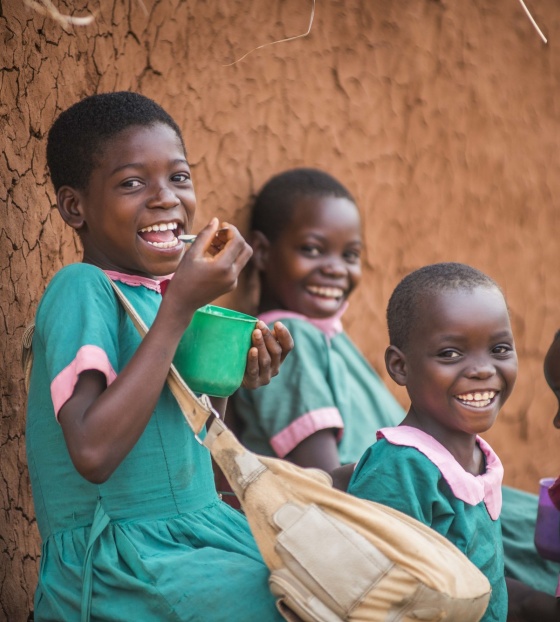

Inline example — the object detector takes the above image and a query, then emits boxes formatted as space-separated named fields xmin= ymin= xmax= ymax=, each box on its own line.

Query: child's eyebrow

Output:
xmin=300 ymin=231 xmax=362 ymax=245
xmin=436 ymin=329 xmax=514 ymax=342
xmin=110 ymin=158 xmax=189 ymax=176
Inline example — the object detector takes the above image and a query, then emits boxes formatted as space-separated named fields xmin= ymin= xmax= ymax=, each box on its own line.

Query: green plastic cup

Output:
xmin=173 ymin=305 xmax=257 ymax=397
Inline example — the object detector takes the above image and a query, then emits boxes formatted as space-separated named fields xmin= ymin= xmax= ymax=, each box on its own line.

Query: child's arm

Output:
xmin=506 ymin=577 xmax=560 ymax=622
xmin=331 ymin=463 xmax=357 ymax=491
xmin=286 ymin=430 xmax=341 ymax=472
xmin=59 ymin=219 xmax=252 ymax=483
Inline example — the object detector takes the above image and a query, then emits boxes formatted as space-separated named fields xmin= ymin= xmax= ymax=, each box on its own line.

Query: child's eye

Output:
xmin=300 ymin=245 xmax=321 ymax=257
xmin=171 ymin=172 xmax=191 ymax=183
xmin=492 ymin=344 xmax=514 ymax=355
xmin=438 ymin=349 xmax=461 ymax=359
xmin=344 ymin=250 xmax=361 ymax=264
xmin=121 ymin=179 xmax=143 ymax=189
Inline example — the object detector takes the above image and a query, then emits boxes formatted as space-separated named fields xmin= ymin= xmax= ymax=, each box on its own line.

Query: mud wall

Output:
xmin=2 ymin=0 xmax=560 ymax=617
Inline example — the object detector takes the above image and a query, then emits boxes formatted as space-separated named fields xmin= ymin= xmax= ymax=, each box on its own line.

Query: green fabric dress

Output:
xmin=233 ymin=312 xmax=405 ymax=464
xmin=348 ymin=428 xmax=507 ymax=622
xmin=26 ymin=264 xmax=282 ymax=622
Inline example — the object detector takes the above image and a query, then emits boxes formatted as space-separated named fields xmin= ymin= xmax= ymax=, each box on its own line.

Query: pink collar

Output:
xmin=377 ymin=426 xmax=503 ymax=519
xmin=258 ymin=302 xmax=349 ymax=340
xmin=104 ymin=270 xmax=173 ymax=295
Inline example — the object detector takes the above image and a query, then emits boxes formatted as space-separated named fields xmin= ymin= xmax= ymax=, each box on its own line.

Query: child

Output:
xmin=232 ymin=170 xmax=559 ymax=597
xmin=232 ymin=168 xmax=405 ymax=473
xmin=347 ymin=262 xmax=515 ymax=620
xmin=25 ymin=92 xmax=293 ymax=621
xmin=503 ymin=331 xmax=560 ymax=621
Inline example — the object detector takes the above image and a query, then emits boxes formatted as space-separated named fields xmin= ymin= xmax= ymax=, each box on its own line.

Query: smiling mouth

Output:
xmin=306 ymin=285 xmax=345 ymax=300
xmin=138 ymin=221 xmax=183 ymax=249
xmin=455 ymin=390 xmax=497 ymax=408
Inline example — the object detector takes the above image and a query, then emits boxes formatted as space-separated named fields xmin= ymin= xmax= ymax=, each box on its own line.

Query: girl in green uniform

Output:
xmin=347 ymin=262 xmax=557 ymax=621
xmin=26 ymin=91 xmax=293 ymax=621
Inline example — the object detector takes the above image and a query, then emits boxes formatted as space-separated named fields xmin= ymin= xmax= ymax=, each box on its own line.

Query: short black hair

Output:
xmin=47 ymin=91 xmax=185 ymax=191
xmin=387 ymin=262 xmax=501 ymax=350
xmin=250 ymin=168 xmax=356 ymax=241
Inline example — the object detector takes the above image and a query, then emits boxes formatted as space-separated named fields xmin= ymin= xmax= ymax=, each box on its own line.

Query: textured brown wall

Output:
xmin=2 ymin=0 xmax=560 ymax=617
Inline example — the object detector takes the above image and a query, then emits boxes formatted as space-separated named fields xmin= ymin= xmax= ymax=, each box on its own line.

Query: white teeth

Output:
xmin=455 ymin=391 xmax=496 ymax=408
xmin=307 ymin=285 xmax=345 ymax=299
xmin=145 ymin=239 xmax=180 ymax=248
xmin=138 ymin=222 xmax=179 ymax=234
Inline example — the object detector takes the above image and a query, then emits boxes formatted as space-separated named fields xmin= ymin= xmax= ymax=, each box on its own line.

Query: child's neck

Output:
xmin=401 ymin=411 xmax=484 ymax=475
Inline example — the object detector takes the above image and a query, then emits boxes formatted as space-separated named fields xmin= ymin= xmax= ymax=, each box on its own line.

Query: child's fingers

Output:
xmin=271 ymin=322 xmax=294 ymax=363
xmin=241 ymin=323 xmax=292 ymax=389
xmin=255 ymin=322 xmax=284 ymax=377
xmin=242 ymin=346 xmax=260 ymax=388
xmin=206 ymin=224 xmax=232 ymax=256
xmin=205 ymin=223 xmax=252 ymax=269
xmin=188 ymin=217 xmax=220 ymax=254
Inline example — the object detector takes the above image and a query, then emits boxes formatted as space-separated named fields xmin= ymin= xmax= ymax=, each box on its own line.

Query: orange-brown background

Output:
xmin=1 ymin=0 xmax=559 ymax=617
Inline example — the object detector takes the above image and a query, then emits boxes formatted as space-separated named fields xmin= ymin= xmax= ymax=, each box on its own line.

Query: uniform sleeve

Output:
xmin=348 ymin=439 xmax=454 ymax=528
xmin=233 ymin=318 xmax=344 ymax=458
xmin=35 ymin=264 xmax=122 ymax=416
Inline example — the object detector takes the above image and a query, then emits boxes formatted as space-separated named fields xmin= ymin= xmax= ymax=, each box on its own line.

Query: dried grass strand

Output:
xmin=136 ymin=0 xmax=149 ymax=17
xmin=23 ymin=0 xmax=96 ymax=31
xmin=222 ymin=0 xmax=316 ymax=67
xmin=517 ymin=0 xmax=547 ymax=44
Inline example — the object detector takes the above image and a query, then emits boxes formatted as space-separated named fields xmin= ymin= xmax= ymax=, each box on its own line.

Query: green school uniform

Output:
xmin=349 ymin=427 xmax=507 ymax=622
xmin=26 ymin=264 xmax=282 ymax=622
xmin=233 ymin=311 xmax=404 ymax=464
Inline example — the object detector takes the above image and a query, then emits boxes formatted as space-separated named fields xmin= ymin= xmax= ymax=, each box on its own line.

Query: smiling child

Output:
xmin=232 ymin=168 xmax=404 ymax=472
xmin=25 ymin=92 xmax=293 ymax=621
xmin=348 ymin=262 xmax=516 ymax=621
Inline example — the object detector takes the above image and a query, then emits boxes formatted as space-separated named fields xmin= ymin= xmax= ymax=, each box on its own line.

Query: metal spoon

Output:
xmin=177 ymin=234 xmax=197 ymax=245
xmin=178 ymin=228 xmax=229 ymax=245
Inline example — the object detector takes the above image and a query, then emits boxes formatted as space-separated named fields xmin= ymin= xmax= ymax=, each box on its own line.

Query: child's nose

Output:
xmin=320 ymin=257 xmax=347 ymax=276
xmin=147 ymin=186 xmax=179 ymax=208
xmin=465 ymin=359 xmax=496 ymax=379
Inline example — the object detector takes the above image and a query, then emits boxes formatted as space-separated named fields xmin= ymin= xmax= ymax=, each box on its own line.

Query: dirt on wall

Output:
xmin=2 ymin=0 xmax=560 ymax=617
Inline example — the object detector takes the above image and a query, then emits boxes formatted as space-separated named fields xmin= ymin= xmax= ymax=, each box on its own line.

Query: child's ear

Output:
xmin=56 ymin=186 xmax=86 ymax=231
xmin=385 ymin=345 xmax=408 ymax=386
xmin=249 ymin=230 xmax=270 ymax=271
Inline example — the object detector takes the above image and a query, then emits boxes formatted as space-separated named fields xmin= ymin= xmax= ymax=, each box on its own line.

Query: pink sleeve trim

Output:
xmin=377 ymin=426 xmax=504 ymax=519
xmin=270 ymin=408 xmax=344 ymax=458
xmin=51 ymin=345 xmax=117 ymax=419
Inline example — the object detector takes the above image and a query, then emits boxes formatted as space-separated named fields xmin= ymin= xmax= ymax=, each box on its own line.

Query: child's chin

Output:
xmin=308 ymin=297 xmax=344 ymax=317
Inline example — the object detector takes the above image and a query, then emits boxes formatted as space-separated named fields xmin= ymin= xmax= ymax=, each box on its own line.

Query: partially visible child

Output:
xmin=347 ymin=262 xmax=560 ymax=622
xmin=505 ymin=331 xmax=560 ymax=620
xmin=232 ymin=168 xmax=405 ymax=473
xmin=543 ymin=330 xmax=560 ymax=513
xmin=26 ymin=92 xmax=293 ymax=621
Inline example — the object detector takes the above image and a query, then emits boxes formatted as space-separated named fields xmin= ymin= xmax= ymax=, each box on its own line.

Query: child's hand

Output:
xmin=166 ymin=218 xmax=252 ymax=316
xmin=506 ymin=577 xmax=560 ymax=622
xmin=241 ymin=321 xmax=294 ymax=389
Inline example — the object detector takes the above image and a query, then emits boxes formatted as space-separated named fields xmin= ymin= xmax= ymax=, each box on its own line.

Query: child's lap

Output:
xmin=35 ymin=506 xmax=282 ymax=621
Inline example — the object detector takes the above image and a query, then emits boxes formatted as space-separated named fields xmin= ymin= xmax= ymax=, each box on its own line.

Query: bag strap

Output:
xmin=106 ymin=278 xmax=213 ymax=435
xmin=21 ymin=274 xmax=214 ymax=436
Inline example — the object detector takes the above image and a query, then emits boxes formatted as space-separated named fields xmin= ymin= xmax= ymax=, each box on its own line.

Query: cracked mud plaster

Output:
xmin=2 ymin=0 xmax=560 ymax=617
